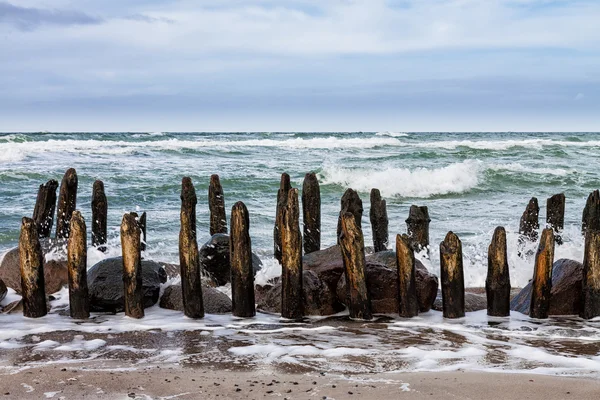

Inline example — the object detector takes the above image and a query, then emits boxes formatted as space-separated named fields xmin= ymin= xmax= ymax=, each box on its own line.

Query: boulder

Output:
xmin=0 ymin=278 xmax=6 ymax=302
xmin=159 ymin=284 xmax=232 ymax=314
xmin=199 ymin=234 xmax=262 ymax=286
xmin=87 ymin=257 xmax=168 ymax=312
xmin=433 ymin=287 xmax=524 ymax=313
xmin=256 ymin=270 xmax=343 ymax=315
xmin=302 ymin=245 xmax=346 ymax=291
xmin=510 ymin=258 xmax=583 ymax=316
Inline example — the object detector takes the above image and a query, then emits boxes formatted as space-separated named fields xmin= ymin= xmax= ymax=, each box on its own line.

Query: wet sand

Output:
xmin=3 ymin=362 xmax=598 ymax=400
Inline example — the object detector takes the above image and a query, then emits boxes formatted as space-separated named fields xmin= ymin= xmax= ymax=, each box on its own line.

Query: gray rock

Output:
xmin=0 ymin=278 xmax=6 ymax=302
xmin=159 ymin=284 xmax=232 ymax=314
xmin=199 ymin=234 xmax=262 ymax=286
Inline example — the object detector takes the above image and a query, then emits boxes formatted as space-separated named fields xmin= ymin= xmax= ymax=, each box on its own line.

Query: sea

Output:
xmin=1 ymin=131 xmax=599 ymax=377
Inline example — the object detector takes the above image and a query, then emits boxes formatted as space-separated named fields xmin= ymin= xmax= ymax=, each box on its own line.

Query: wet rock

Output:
xmin=199 ymin=234 xmax=262 ymax=286
xmin=510 ymin=259 xmax=583 ymax=316
xmin=159 ymin=284 xmax=232 ymax=314
xmin=0 ymin=278 xmax=6 ymax=302
xmin=433 ymin=290 xmax=487 ymax=313
xmin=87 ymin=257 xmax=168 ymax=312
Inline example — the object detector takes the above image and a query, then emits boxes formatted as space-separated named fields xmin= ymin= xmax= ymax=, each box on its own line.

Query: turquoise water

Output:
xmin=1 ymin=131 xmax=598 ymax=287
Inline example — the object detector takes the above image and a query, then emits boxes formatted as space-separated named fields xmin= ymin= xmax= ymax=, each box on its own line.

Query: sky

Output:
xmin=0 ymin=0 xmax=599 ymax=132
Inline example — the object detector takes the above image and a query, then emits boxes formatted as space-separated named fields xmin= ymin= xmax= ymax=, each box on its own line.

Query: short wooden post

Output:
xmin=56 ymin=168 xmax=78 ymax=240
xmin=274 ymin=173 xmax=291 ymax=263
xmin=529 ymin=228 xmax=555 ymax=319
xmin=370 ymin=189 xmax=388 ymax=252
xmin=91 ymin=180 xmax=108 ymax=250
xmin=209 ymin=174 xmax=227 ymax=235
xmin=281 ymin=188 xmax=303 ymax=319
xmin=581 ymin=229 xmax=600 ymax=319
xmin=396 ymin=234 xmax=418 ymax=318
xmin=440 ymin=231 xmax=465 ymax=319
xmin=486 ymin=227 xmax=511 ymax=317
xmin=337 ymin=189 xmax=363 ymax=243
xmin=546 ymin=193 xmax=565 ymax=245
xmin=67 ymin=211 xmax=90 ymax=319
xmin=339 ymin=212 xmax=372 ymax=320
xmin=19 ymin=217 xmax=47 ymax=318
xmin=32 ymin=179 xmax=58 ymax=238
xmin=519 ymin=197 xmax=539 ymax=241
xmin=230 ymin=201 xmax=256 ymax=318
xmin=121 ymin=212 xmax=144 ymax=319
xmin=406 ymin=205 xmax=430 ymax=252
xmin=582 ymin=190 xmax=600 ymax=236
xmin=301 ymin=172 xmax=321 ymax=254
xmin=139 ymin=211 xmax=147 ymax=251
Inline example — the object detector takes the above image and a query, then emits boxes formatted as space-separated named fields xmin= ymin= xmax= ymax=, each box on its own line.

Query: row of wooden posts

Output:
xmin=16 ymin=169 xmax=600 ymax=321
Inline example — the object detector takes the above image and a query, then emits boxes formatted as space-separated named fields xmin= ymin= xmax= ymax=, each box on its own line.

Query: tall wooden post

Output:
xmin=369 ymin=189 xmax=388 ymax=252
xmin=519 ymin=197 xmax=539 ymax=241
xmin=337 ymin=189 xmax=363 ymax=243
xmin=281 ymin=188 xmax=303 ymax=319
xmin=581 ymin=229 xmax=600 ymax=319
xmin=67 ymin=211 xmax=90 ymax=319
xmin=546 ymin=193 xmax=565 ymax=245
xmin=139 ymin=211 xmax=147 ymax=251
xmin=486 ymin=227 xmax=511 ymax=317
xmin=274 ymin=173 xmax=291 ymax=263
xmin=406 ymin=205 xmax=430 ymax=252
xmin=230 ymin=201 xmax=256 ymax=318
xmin=339 ymin=212 xmax=372 ymax=320
xmin=301 ymin=172 xmax=321 ymax=254
xmin=121 ymin=212 xmax=144 ymax=319
xmin=56 ymin=168 xmax=78 ymax=240
xmin=440 ymin=231 xmax=465 ymax=319
xmin=209 ymin=174 xmax=227 ymax=235
xmin=91 ymin=180 xmax=108 ymax=250
xmin=19 ymin=217 xmax=47 ymax=318
xmin=33 ymin=179 xmax=58 ymax=238
xmin=530 ymin=228 xmax=555 ymax=319
xmin=582 ymin=190 xmax=600 ymax=236
xmin=396 ymin=234 xmax=418 ymax=318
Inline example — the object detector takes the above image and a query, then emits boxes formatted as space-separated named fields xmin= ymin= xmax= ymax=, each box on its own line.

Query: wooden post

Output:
xmin=440 ymin=231 xmax=465 ymax=319
xmin=179 ymin=177 xmax=204 ymax=318
xmin=274 ymin=173 xmax=291 ymax=263
xmin=529 ymin=228 xmax=555 ymax=319
xmin=55 ymin=168 xmax=78 ymax=240
xmin=396 ymin=234 xmax=418 ymax=318
xmin=121 ymin=212 xmax=144 ymax=319
xmin=337 ymin=189 xmax=363 ymax=243
xmin=546 ymin=193 xmax=565 ymax=245
xmin=19 ymin=217 xmax=47 ymax=318
xmin=32 ymin=179 xmax=58 ymax=238
xmin=139 ymin=211 xmax=147 ymax=251
xmin=406 ymin=205 xmax=430 ymax=252
xmin=339 ymin=212 xmax=372 ymax=320
xmin=519 ymin=197 xmax=539 ymax=241
xmin=67 ymin=211 xmax=90 ymax=319
xmin=281 ymin=188 xmax=303 ymax=319
xmin=209 ymin=174 xmax=227 ymax=235
xmin=369 ymin=189 xmax=388 ymax=252
xmin=581 ymin=229 xmax=600 ymax=319
xmin=486 ymin=227 xmax=511 ymax=317
xmin=230 ymin=201 xmax=256 ymax=318
xmin=301 ymin=172 xmax=321 ymax=254
xmin=582 ymin=190 xmax=600 ymax=236
xmin=91 ymin=180 xmax=108 ymax=250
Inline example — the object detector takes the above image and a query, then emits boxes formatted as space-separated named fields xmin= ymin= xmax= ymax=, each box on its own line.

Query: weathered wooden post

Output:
xmin=209 ymin=174 xmax=227 ymax=235
xmin=179 ymin=177 xmax=204 ymax=318
xmin=274 ymin=173 xmax=291 ymax=263
xmin=121 ymin=212 xmax=144 ymax=319
xmin=281 ymin=188 xmax=303 ymax=319
xmin=581 ymin=229 xmax=600 ymax=319
xmin=19 ymin=217 xmax=47 ymax=318
xmin=32 ymin=179 xmax=58 ymax=238
xmin=339 ymin=212 xmax=372 ymax=320
xmin=396 ymin=234 xmax=418 ymax=318
xmin=370 ymin=189 xmax=388 ymax=252
xmin=546 ymin=193 xmax=565 ymax=245
xmin=91 ymin=180 xmax=108 ymax=250
xmin=529 ymin=228 xmax=555 ymax=319
xmin=440 ymin=232 xmax=465 ymax=319
xmin=230 ymin=201 xmax=256 ymax=318
xmin=139 ymin=211 xmax=147 ymax=251
xmin=406 ymin=205 xmax=430 ymax=252
xmin=486 ymin=227 xmax=511 ymax=317
xmin=582 ymin=190 xmax=600 ymax=236
xmin=56 ymin=168 xmax=78 ymax=240
xmin=519 ymin=197 xmax=539 ymax=241
xmin=337 ymin=189 xmax=363 ymax=244
xmin=301 ymin=172 xmax=320 ymax=254
xmin=67 ymin=211 xmax=90 ymax=319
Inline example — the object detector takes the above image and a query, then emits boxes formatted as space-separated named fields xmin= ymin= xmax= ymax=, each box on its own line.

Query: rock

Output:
xmin=256 ymin=270 xmax=343 ymax=315
xmin=433 ymin=290 xmax=487 ymax=313
xmin=510 ymin=259 xmax=583 ymax=316
xmin=1 ymin=298 xmax=51 ymax=314
xmin=159 ymin=284 xmax=232 ymax=314
xmin=199 ymin=234 xmax=262 ymax=286
xmin=0 ymin=278 xmax=6 ymax=302
xmin=87 ymin=257 xmax=168 ymax=312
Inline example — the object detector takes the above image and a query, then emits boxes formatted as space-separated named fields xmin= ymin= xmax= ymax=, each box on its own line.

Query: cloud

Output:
xmin=0 ymin=2 xmax=102 ymax=30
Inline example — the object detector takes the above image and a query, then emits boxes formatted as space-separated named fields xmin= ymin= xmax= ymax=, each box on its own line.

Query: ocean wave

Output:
xmin=375 ymin=131 xmax=409 ymax=137
xmin=488 ymin=162 xmax=575 ymax=177
xmin=413 ymin=139 xmax=600 ymax=151
xmin=320 ymin=160 xmax=482 ymax=198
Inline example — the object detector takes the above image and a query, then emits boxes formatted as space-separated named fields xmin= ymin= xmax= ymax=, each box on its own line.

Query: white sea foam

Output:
xmin=488 ymin=162 xmax=575 ymax=176
xmin=375 ymin=131 xmax=409 ymax=137
xmin=414 ymin=139 xmax=600 ymax=151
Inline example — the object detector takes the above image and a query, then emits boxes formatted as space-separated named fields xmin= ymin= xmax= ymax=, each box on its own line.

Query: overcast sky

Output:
xmin=0 ymin=0 xmax=598 ymax=132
